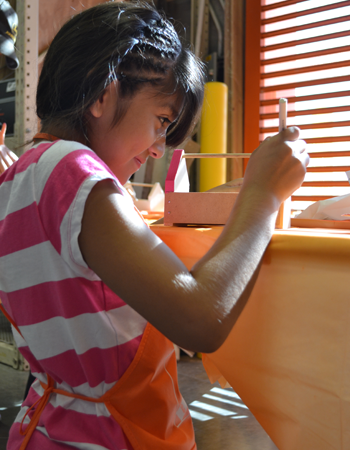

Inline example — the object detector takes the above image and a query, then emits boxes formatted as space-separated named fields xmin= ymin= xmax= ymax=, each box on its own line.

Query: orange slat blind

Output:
xmin=256 ymin=0 xmax=350 ymax=214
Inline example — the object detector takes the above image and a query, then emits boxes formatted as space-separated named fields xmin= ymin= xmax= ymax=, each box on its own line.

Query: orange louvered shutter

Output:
xmin=244 ymin=0 xmax=350 ymax=215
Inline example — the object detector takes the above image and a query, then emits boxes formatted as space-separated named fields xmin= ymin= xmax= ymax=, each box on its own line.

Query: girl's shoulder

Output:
xmin=34 ymin=139 xmax=113 ymax=179
xmin=35 ymin=139 xmax=100 ymax=169
xmin=16 ymin=139 xmax=98 ymax=176
xmin=32 ymin=138 xmax=127 ymax=196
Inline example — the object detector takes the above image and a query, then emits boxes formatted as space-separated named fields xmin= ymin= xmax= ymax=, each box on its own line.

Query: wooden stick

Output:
xmin=276 ymin=98 xmax=291 ymax=229
xmin=279 ymin=98 xmax=287 ymax=132
xmin=129 ymin=182 xmax=154 ymax=187
xmin=182 ymin=153 xmax=251 ymax=158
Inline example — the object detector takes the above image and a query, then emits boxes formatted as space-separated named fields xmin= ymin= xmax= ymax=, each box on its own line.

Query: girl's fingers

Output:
xmin=3 ymin=153 xmax=12 ymax=167
xmin=0 ymin=123 xmax=7 ymax=146
xmin=7 ymin=149 xmax=18 ymax=163
xmin=0 ymin=158 xmax=6 ymax=174
xmin=299 ymin=148 xmax=310 ymax=167
xmin=0 ymin=155 xmax=10 ymax=169
xmin=288 ymin=138 xmax=307 ymax=154
xmin=288 ymin=139 xmax=309 ymax=166
xmin=281 ymin=126 xmax=300 ymax=141
xmin=0 ymin=145 xmax=18 ymax=172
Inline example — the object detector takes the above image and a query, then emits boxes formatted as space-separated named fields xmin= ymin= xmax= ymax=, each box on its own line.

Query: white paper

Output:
xmin=297 ymin=193 xmax=350 ymax=220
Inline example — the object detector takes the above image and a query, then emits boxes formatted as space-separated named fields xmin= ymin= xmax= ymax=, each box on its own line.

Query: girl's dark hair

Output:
xmin=36 ymin=1 xmax=205 ymax=146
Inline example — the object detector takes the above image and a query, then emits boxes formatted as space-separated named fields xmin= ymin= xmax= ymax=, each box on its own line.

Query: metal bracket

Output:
xmin=14 ymin=0 xmax=39 ymax=153
xmin=191 ymin=0 xmax=209 ymax=58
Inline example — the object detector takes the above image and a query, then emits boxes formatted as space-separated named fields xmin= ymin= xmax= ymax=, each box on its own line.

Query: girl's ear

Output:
xmin=89 ymin=81 xmax=118 ymax=119
xmin=89 ymin=89 xmax=108 ymax=118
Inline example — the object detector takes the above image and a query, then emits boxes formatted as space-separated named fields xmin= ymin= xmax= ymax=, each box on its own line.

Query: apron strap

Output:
xmin=0 ymin=299 xmax=22 ymax=336
xmin=32 ymin=133 xmax=60 ymax=141
xmin=18 ymin=376 xmax=55 ymax=450
xmin=19 ymin=374 xmax=113 ymax=450
xmin=0 ymin=301 xmax=110 ymax=449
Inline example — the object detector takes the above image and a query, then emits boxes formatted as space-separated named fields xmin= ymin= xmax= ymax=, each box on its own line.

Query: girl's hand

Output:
xmin=205 ymin=128 xmax=308 ymax=200
xmin=242 ymin=127 xmax=309 ymax=208
xmin=0 ymin=123 xmax=18 ymax=175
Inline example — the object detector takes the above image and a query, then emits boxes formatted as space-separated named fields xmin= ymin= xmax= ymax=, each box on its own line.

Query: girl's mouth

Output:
xmin=134 ymin=156 xmax=147 ymax=169
xmin=134 ymin=157 xmax=142 ymax=169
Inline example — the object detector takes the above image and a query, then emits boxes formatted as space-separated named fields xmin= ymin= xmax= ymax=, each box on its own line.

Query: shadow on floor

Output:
xmin=177 ymin=354 xmax=277 ymax=450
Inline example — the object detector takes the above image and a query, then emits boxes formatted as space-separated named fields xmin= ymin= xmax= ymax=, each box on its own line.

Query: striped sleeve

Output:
xmin=35 ymin=140 xmax=124 ymax=279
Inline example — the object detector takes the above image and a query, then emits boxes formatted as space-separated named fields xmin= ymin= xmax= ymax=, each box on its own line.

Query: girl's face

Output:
xmin=88 ymin=81 xmax=183 ymax=185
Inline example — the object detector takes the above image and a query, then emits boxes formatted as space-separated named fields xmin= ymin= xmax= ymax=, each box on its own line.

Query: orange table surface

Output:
xmin=151 ymin=224 xmax=350 ymax=450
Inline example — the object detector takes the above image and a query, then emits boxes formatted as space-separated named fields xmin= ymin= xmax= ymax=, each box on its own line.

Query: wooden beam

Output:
xmin=244 ymin=0 xmax=261 ymax=160
xmin=224 ymin=0 xmax=245 ymax=180
xmin=38 ymin=0 xmax=113 ymax=54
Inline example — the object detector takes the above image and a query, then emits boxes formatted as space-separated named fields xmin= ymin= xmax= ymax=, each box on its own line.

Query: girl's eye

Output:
xmin=159 ymin=117 xmax=171 ymax=127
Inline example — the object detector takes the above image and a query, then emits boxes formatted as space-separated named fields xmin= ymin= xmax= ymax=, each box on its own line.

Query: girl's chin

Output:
xmin=110 ymin=164 xmax=138 ymax=186
xmin=119 ymin=173 xmax=136 ymax=186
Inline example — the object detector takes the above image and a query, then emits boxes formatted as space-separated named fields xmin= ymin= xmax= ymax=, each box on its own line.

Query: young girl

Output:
xmin=0 ymin=2 xmax=309 ymax=449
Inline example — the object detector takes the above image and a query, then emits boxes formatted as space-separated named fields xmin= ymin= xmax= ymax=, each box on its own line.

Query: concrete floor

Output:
xmin=0 ymin=354 xmax=278 ymax=450
xmin=0 ymin=362 xmax=27 ymax=450
xmin=177 ymin=355 xmax=278 ymax=450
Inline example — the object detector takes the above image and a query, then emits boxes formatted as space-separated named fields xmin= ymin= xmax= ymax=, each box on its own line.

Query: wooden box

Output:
xmin=164 ymin=149 xmax=239 ymax=226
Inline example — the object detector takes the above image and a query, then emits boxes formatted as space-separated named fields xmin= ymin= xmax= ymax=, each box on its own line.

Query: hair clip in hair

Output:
xmin=157 ymin=18 xmax=166 ymax=29
xmin=116 ymin=72 xmax=126 ymax=81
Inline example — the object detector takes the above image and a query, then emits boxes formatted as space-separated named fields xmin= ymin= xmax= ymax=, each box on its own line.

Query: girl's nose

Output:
xmin=149 ymin=135 xmax=166 ymax=159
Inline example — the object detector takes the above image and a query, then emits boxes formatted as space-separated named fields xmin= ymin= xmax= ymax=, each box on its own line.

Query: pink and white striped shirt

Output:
xmin=0 ymin=140 xmax=148 ymax=450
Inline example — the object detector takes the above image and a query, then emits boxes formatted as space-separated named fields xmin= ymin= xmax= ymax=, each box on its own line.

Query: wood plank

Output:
xmin=39 ymin=0 xmax=112 ymax=54
xmin=291 ymin=218 xmax=350 ymax=230
xmin=164 ymin=192 xmax=238 ymax=226
xmin=225 ymin=0 xmax=245 ymax=180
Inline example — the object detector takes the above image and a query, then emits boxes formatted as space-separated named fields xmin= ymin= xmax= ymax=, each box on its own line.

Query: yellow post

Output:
xmin=199 ymin=82 xmax=228 ymax=192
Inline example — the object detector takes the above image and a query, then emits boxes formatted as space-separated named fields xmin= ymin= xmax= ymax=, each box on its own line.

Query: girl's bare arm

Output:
xmin=79 ymin=127 xmax=309 ymax=353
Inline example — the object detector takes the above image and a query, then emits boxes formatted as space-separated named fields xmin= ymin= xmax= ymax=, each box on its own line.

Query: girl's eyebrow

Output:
xmin=160 ymin=99 xmax=182 ymax=122
xmin=161 ymin=102 xmax=181 ymax=122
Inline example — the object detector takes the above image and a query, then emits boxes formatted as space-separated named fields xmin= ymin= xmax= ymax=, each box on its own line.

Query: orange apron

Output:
xmin=0 ymin=301 xmax=196 ymax=450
